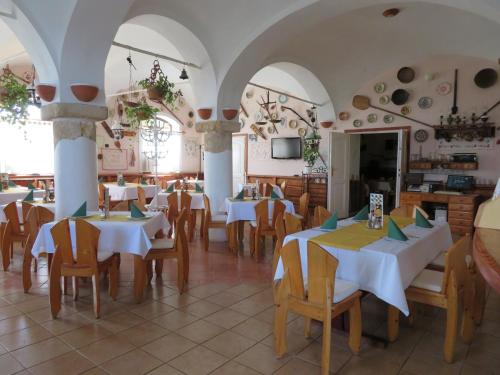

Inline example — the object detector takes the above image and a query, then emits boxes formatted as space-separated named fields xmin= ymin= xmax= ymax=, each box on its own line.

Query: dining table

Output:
xmin=0 ymin=187 xmax=45 ymax=205
xmin=31 ymin=211 xmax=169 ymax=302
xmin=224 ymin=197 xmax=295 ymax=252
xmin=153 ymin=190 xmax=205 ymax=210
xmin=274 ymin=217 xmax=453 ymax=317
xmin=0 ymin=199 xmax=55 ymax=223
xmin=237 ymin=183 xmax=284 ymax=198
xmin=104 ymin=182 xmax=159 ymax=201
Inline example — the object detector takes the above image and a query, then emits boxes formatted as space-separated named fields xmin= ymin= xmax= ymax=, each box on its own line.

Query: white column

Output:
xmin=42 ymin=103 xmax=108 ymax=219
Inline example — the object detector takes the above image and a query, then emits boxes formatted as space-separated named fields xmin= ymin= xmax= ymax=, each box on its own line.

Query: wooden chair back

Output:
xmin=167 ymin=191 xmax=178 ymax=216
xmin=38 ymin=206 xmax=55 ymax=225
xmin=284 ymin=212 xmax=302 ymax=235
xmin=272 ymin=200 xmax=286 ymax=229
xmin=307 ymin=241 xmax=338 ymax=306
xmin=254 ymin=199 xmax=270 ymax=230
xmin=1 ymin=221 xmax=13 ymax=269
xmin=180 ymin=191 xmax=192 ymax=213
xmin=442 ymin=235 xmax=470 ymax=295
xmin=313 ymin=206 xmax=331 ymax=227
xmin=24 ymin=207 xmax=39 ymax=250
xmin=280 ymin=181 xmax=287 ymax=197
xmin=203 ymin=194 xmax=212 ymax=224
xmin=273 ymin=213 xmax=285 ymax=276
xmin=280 ymin=239 xmax=305 ymax=299
xmin=98 ymin=183 xmax=105 ymax=208
xmin=298 ymin=192 xmax=310 ymax=222
xmin=21 ymin=202 xmax=35 ymax=223
xmin=75 ymin=219 xmax=100 ymax=267
xmin=263 ymin=183 xmax=272 ymax=197
xmin=3 ymin=202 xmax=22 ymax=235
xmin=50 ymin=219 xmax=74 ymax=265
xmin=137 ymin=186 xmax=147 ymax=208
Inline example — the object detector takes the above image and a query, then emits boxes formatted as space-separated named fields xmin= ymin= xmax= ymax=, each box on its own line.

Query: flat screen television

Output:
xmin=271 ymin=137 xmax=302 ymax=159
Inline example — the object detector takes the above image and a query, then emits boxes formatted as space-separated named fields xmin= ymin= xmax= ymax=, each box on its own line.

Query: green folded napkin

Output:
xmin=27 ymin=182 xmax=36 ymax=189
xmin=166 ymin=183 xmax=174 ymax=193
xmin=8 ymin=181 xmax=16 ymax=187
xmin=387 ymin=217 xmax=408 ymax=241
xmin=353 ymin=205 xmax=368 ymax=221
xmin=140 ymin=178 xmax=148 ymax=185
xmin=195 ymin=183 xmax=203 ymax=193
xmin=23 ymin=190 xmax=34 ymax=202
xmin=415 ymin=209 xmax=433 ymax=228
xmin=270 ymin=189 xmax=280 ymax=199
xmin=130 ymin=202 xmax=146 ymax=218
xmin=321 ymin=212 xmax=338 ymax=230
xmin=71 ymin=202 xmax=87 ymax=217
xmin=234 ymin=190 xmax=244 ymax=200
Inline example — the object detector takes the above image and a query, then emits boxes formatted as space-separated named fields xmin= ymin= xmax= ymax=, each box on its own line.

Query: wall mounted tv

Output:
xmin=271 ymin=137 xmax=302 ymax=159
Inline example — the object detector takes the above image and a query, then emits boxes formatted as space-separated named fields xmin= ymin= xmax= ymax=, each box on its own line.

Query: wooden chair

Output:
xmin=274 ymin=240 xmax=362 ymax=374
xmin=1 ymin=221 xmax=13 ymax=271
xmin=202 ymin=195 xmax=228 ymax=252
xmin=21 ymin=201 xmax=35 ymax=223
xmin=22 ymin=207 xmax=39 ymax=292
xmin=3 ymin=202 xmax=27 ymax=255
xmin=166 ymin=192 xmax=179 ymax=238
xmin=98 ymin=183 xmax=106 ymax=209
xmin=272 ymin=213 xmax=286 ymax=302
xmin=394 ymin=235 xmax=475 ymax=363
xmin=49 ymin=219 xmax=118 ymax=318
xmin=262 ymin=183 xmax=272 ymax=197
xmin=180 ymin=191 xmax=194 ymax=241
xmin=137 ymin=186 xmax=147 ymax=208
xmin=313 ymin=206 xmax=331 ymax=227
xmin=250 ymin=199 xmax=286 ymax=259
xmin=135 ymin=209 xmax=189 ymax=298
xmin=294 ymin=192 xmax=310 ymax=228
xmin=284 ymin=212 xmax=302 ymax=235
xmin=280 ymin=181 xmax=287 ymax=197
xmin=390 ymin=205 xmax=428 ymax=219
xmin=38 ymin=206 xmax=55 ymax=226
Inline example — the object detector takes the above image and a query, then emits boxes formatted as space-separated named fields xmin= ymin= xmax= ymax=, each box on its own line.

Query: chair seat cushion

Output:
xmin=410 ymin=269 xmax=443 ymax=293
xmin=212 ymin=214 xmax=228 ymax=223
xmin=150 ymin=238 xmax=174 ymax=250
xmin=333 ymin=279 xmax=360 ymax=303
xmin=430 ymin=252 xmax=446 ymax=267
xmin=97 ymin=252 xmax=114 ymax=262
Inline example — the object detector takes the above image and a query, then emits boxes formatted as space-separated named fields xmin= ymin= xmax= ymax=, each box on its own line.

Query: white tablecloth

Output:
xmin=31 ymin=211 xmax=169 ymax=258
xmin=0 ymin=188 xmax=45 ymax=206
xmin=274 ymin=219 xmax=453 ymax=316
xmin=105 ymin=183 xmax=159 ymax=201
xmin=237 ymin=183 xmax=283 ymax=198
xmin=152 ymin=191 xmax=205 ymax=210
xmin=224 ymin=198 xmax=295 ymax=224
xmin=0 ymin=200 xmax=55 ymax=223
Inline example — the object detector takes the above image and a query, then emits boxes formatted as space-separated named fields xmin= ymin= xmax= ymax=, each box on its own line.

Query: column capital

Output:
xmin=41 ymin=103 xmax=108 ymax=122
xmin=195 ymin=120 xmax=240 ymax=134
xmin=196 ymin=120 xmax=240 ymax=153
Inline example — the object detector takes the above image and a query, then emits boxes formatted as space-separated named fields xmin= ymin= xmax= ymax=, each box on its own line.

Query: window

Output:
xmin=0 ymin=106 xmax=54 ymax=174
xmin=139 ymin=115 xmax=181 ymax=173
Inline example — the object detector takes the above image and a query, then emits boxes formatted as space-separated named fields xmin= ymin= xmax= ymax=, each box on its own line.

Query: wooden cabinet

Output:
xmin=400 ymin=192 xmax=480 ymax=235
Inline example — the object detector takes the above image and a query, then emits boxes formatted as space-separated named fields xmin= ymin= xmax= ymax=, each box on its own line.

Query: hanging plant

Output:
xmin=303 ymin=131 xmax=322 ymax=167
xmin=138 ymin=60 xmax=182 ymax=109
xmin=0 ymin=71 xmax=30 ymax=124
xmin=124 ymin=99 xmax=159 ymax=127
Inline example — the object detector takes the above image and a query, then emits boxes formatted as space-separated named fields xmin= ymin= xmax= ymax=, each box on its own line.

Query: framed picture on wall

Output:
xmin=101 ymin=148 xmax=128 ymax=171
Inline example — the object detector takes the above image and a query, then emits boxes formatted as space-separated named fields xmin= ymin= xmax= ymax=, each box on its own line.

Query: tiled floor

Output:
xmin=0 ymin=232 xmax=498 ymax=374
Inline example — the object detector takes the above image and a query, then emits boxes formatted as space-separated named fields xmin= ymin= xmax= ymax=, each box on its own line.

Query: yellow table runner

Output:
xmin=311 ymin=216 xmax=414 ymax=251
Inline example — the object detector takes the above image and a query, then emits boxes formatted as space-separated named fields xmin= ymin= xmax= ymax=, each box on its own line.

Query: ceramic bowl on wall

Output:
xmin=222 ymin=108 xmax=238 ymax=120
xmin=339 ymin=112 xmax=350 ymax=121
xmin=36 ymin=84 xmax=56 ymax=102
xmin=474 ymin=68 xmax=498 ymax=88
xmin=320 ymin=121 xmax=333 ymax=128
xmin=197 ymin=108 xmax=212 ymax=120
xmin=391 ymin=89 xmax=410 ymax=105
xmin=397 ymin=67 xmax=415 ymax=83
xmin=70 ymin=84 xmax=99 ymax=102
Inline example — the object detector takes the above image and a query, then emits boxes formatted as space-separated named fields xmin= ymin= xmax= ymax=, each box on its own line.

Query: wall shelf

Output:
xmin=409 ymin=161 xmax=478 ymax=171
xmin=433 ymin=123 xmax=495 ymax=141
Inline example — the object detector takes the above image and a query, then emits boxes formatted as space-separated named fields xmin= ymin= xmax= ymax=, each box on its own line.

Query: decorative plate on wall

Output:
xmin=418 ymin=96 xmax=433 ymax=109
xmin=436 ymin=82 xmax=452 ymax=95
xmin=245 ymin=89 xmax=254 ymax=99
xmin=298 ymin=128 xmax=306 ymax=137
xmin=239 ymin=118 xmax=245 ymax=129
xmin=353 ymin=119 xmax=363 ymax=128
xmin=383 ymin=114 xmax=394 ymax=124
xmin=289 ymin=119 xmax=298 ymax=129
xmin=188 ymin=110 xmax=194 ymax=118
xmin=414 ymin=129 xmax=429 ymax=143
xmin=178 ymin=97 xmax=186 ymax=107
xmin=367 ymin=113 xmax=378 ymax=123
xmin=379 ymin=95 xmax=390 ymax=105
xmin=278 ymin=94 xmax=288 ymax=103
xmin=374 ymin=82 xmax=386 ymax=93
xmin=401 ymin=105 xmax=411 ymax=115
xmin=186 ymin=120 xmax=194 ymax=128
xmin=397 ymin=66 xmax=415 ymax=83
xmin=267 ymin=125 xmax=276 ymax=134
xmin=339 ymin=112 xmax=350 ymax=121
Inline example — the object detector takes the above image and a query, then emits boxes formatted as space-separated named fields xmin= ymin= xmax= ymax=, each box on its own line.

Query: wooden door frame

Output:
xmin=232 ymin=133 xmax=248 ymax=175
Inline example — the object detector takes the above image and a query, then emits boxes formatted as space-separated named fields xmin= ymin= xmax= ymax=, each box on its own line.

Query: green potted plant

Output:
xmin=0 ymin=71 xmax=30 ymax=124
xmin=124 ymin=99 xmax=159 ymax=127
xmin=303 ymin=131 xmax=322 ymax=173
xmin=138 ymin=74 xmax=182 ymax=108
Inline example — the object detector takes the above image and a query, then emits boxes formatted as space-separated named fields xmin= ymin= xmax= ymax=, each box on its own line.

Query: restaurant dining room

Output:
xmin=0 ymin=1 xmax=499 ymax=374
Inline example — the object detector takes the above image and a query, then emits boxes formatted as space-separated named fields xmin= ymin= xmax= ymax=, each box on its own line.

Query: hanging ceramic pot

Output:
xmin=222 ymin=108 xmax=238 ymax=120
xmin=320 ymin=121 xmax=333 ymax=128
xmin=70 ymin=84 xmax=99 ymax=102
xmin=35 ymin=84 xmax=56 ymax=102
xmin=197 ymin=108 xmax=212 ymax=120
xmin=147 ymin=87 xmax=162 ymax=100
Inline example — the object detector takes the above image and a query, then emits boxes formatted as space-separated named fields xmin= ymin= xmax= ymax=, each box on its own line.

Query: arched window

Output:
xmin=139 ymin=114 xmax=181 ymax=173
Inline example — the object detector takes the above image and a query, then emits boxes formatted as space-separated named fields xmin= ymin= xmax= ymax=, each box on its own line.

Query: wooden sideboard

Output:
xmin=400 ymin=191 xmax=480 ymax=235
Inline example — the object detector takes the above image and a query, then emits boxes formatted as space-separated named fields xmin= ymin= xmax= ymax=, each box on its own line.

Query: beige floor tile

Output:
xmin=152 ymin=309 xmax=199 ymax=330
xmin=116 ymin=321 xmax=170 ymax=347
xmin=229 ymin=299 xmax=269 ymax=316
xmin=141 ymin=332 xmax=196 ymax=362
xmin=169 ymin=345 xmax=228 ymax=375
xmin=177 ymin=319 xmax=225 ymax=343
xmin=401 ymin=354 xmax=462 ymax=375
xmin=147 ymin=363 xmax=185 ymax=375
xmin=27 ymin=305 xmax=76 ymax=324
xmin=226 ymin=283 xmax=266 ymax=298
xmin=204 ymin=308 xmax=249 ymax=329
xmin=11 ymin=337 xmax=71 ymax=367
xmin=13 ymin=297 xmax=49 ymax=314
xmin=187 ymin=283 xmax=229 ymax=299
xmin=78 ymin=335 xmax=135 ymax=364
xmin=465 ymin=344 xmax=500 ymax=374
xmin=0 ymin=353 xmax=24 ymax=375
xmin=210 ymin=360 xmax=261 ymax=375
xmin=235 ymin=343 xmax=291 ymax=374
xmin=80 ymin=368 xmax=109 ymax=375
xmin=161 ymin=293 xmax=199 ymax=308
xmin=0 ymin=324 xmax=53 ymax=351
xmin=274 ymin=357 xmax=322 ymax=375
xmin=129 ymin=301 xmax=174 ymax=319
xmin=231 ymin=318 xmax=272 ymax=341
xmin=41 ymin=313 xmax=91 ymax=335
xmin=0 ymin=315 xmax=35 ymax=336
xmin=179 ymin=300 xmax=223 ymax=318
xmin=101 ymin=348 xmax=162 ymax=374
xmin=95 ymin=311 xmax=145 ymax=333
xmin=203 ymin=331 xmax=256 ymax=359
xmin=338 ymin=350 xmax=403 ymax=375
xmin=297 ymin=339 xmax=352 ymax=373
xmin=0 ymin=305 xmax=22 ymax=321
xmin=208 ymin=291 xmax=245 ymax=307
xmin=58 ymin=323 xmax=112 ymax=349
xmin=27 ymin=350 xmax=94 ymax=375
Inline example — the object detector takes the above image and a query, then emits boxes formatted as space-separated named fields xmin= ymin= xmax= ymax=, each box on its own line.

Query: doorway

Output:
xmin=232 ymin=135 xmax=247 ymax=195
